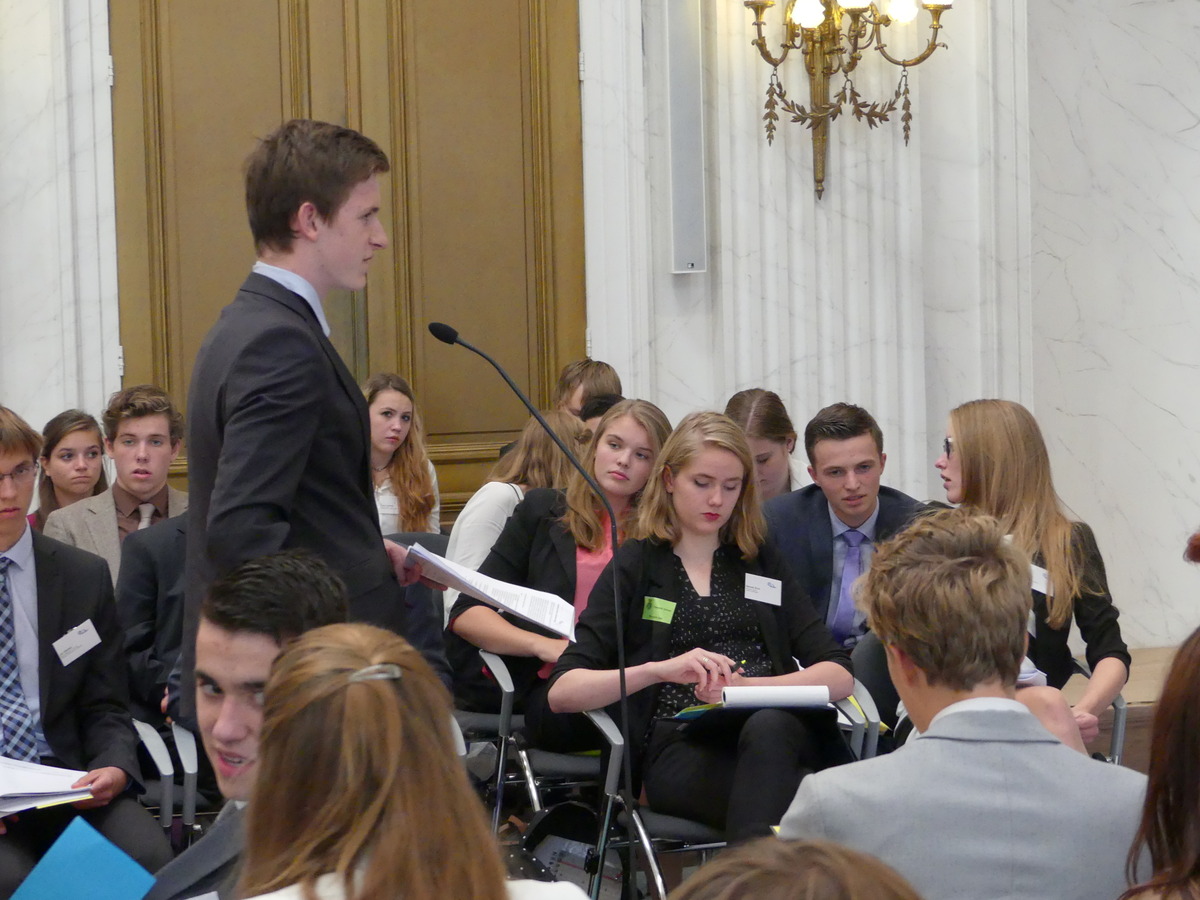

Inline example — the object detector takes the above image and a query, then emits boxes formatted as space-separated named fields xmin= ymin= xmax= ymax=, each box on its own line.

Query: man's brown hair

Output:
xmin=859 ymin=507 xmax=1030 ymax=691
xmin=102 ymin=385 xmax=184 ymax=444
xmin=245 ymin=119 xmax=390 ymax=255
xmin=0 ymin=407 xmax=42 ymax=460
xmin=803 ymin=402 xmax=883 ymax=464
xmin=552 ymin=359 xmax=622 ymax=410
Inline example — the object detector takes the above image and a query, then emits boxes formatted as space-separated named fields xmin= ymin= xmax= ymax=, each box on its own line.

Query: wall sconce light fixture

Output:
xmin=743 ymin=0 xmax=953 ymax=197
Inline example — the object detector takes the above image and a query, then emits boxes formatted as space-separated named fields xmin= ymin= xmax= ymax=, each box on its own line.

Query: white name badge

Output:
xmin=1030 ymin=564 xmax=1053 ymax=598
xmin=53 ymin=619 xmax=100 ymax=667
xmin=744 ymin=573 xmax=782 ymax=606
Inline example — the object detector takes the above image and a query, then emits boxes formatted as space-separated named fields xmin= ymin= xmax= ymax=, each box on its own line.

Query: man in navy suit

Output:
xmin=181 ymin=119 xmax=449 ymax=722
xmin=764 ymin=403 xmax=922 ymax=722
xmin=0 ymin=407 xmax=171 ymax=897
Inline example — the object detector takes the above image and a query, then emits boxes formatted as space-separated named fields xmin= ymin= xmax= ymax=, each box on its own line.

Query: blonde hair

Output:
xmin=489 ymin=410 xmax=585 ymax=491
xmin=636 ymin=412 xmax=766 ymax=560
xmin=239 ymin=624 xmax=507 ymax=900
xmin=553 ymin=358 xmax=622 ymax=408
xmin=668 ymin=838 xmax=923 ymax=900
xmin=861 ymin=508 xmax=1030 ymax=691
xmin=949 ymin=399 xmax=1090 ymax=628
xmin=563 ymin=399 xmax=672 ymax=552
xmin=364 ymin=374 xmax=437 ymax=532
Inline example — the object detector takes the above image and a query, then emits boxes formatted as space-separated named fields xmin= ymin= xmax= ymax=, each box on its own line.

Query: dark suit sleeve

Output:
xmin=78 ymin=561 xmax=143 ymax=785
xmin=205 ymin=323 xmax=328 ymax=571
xmin=115 ymin=529 xmax=164 ymax=708
xmin=762 ymin=544 xmax=852 ymax=673
xmin=1072 ymin=523 xmax=1130 ymax=676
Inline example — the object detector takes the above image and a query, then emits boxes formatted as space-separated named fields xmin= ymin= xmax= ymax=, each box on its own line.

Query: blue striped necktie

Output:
xmin=0 ymin=557 xmax=38 ymax=761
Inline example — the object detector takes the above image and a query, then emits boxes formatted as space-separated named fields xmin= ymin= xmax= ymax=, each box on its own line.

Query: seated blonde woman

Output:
xmin=237 ymin=623 xmax=585 ymax=900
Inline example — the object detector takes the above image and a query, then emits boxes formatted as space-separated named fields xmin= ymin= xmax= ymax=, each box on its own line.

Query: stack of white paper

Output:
xmin=0 ymin=757 xmax=92 ymax=814
xmin=405 ymin=543 xmax=577 ymax=640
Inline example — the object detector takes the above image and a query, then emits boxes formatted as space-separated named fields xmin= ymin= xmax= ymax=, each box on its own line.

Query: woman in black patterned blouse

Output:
xmin=548 ymin=412 xmax=853 ymax=841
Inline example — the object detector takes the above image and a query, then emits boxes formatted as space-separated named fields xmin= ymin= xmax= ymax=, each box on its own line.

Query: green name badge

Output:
xmin=642 ymin=596 xmax=676 ymax=625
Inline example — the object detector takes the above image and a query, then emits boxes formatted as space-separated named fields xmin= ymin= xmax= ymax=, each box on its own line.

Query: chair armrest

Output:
xmin=134 ymin=719 xmax=173 ymax=779
xmin=479 ymin=650 xmax=516 ymax=739
xmin=584 ymin=709 xmax=625 ymax=797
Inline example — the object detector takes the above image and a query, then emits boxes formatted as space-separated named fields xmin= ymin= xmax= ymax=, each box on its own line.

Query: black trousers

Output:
xmin=641 ymin=707 xmax=851 ymax=842
xmin=522 ymin=679 xmax=607 ymax=753
xmin=0 ymin=796 xmax=173 ymax=898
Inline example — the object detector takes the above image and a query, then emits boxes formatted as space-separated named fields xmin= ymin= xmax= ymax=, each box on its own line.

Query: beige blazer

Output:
xmin=43 ymin=485 xmax=189 ymax=586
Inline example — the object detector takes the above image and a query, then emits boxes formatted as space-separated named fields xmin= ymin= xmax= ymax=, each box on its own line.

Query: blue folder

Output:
xmin=12 ymin=816 xmax=155 ymax=900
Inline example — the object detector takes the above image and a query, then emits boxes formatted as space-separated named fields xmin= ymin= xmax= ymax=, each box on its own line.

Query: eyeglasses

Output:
xmin=942 ymin=437 xmax=953 ymax=458
xmin=0 ymin=462 xmax=38 ymax=487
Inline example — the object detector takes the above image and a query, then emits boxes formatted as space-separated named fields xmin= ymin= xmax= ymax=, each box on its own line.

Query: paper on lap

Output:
xmin=405 ymin=543 xmax=576 ymax=640
xmin=0 ymin=757 xmax=93 ymax=814
xmin=673 ymin=684 xmax=831 ymax=720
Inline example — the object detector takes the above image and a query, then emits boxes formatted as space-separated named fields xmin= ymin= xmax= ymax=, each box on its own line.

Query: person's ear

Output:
xmin=663 ymin=467 xmax=675 ymax=494
xmin=878 ymin=451 xmax=887 ymax=473
xmin=169 ymin=440 xmax=182 ymax=463
xmin=292 ymin=201 xmax=322 ymax=242
xmin=785 ymin=437 xmax=796 ymax=454
xmin=104 ymin=438 xmax=116 ymax=459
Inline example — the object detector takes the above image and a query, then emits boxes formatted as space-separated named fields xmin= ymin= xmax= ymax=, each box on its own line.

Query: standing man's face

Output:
xmin=807 ymin=434 xmax=886 ymax=528
xmin=194 ymin=619 xmax=282 ymax=801
xmin=307 ymin=174 xmax=388 ymax=296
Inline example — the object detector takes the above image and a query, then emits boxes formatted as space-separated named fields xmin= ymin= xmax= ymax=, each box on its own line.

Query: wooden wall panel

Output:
xmin=111 ymin=0 xmax=585 ymax=519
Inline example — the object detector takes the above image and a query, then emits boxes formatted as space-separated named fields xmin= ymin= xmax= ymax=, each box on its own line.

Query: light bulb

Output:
xmin=790 ymin=0 xmax=828 ymax=29
xmin=888 ymin=0 xmax=919 ymax=23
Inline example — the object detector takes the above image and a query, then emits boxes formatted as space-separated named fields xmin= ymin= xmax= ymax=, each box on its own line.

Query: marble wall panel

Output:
xmin=1030 ymin=0 xmax=1200 ymax=647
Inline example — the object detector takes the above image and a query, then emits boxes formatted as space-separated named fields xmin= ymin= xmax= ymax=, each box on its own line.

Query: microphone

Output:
xmin=428 ymin=322 xmax=458 ymax=345
xmin=428 ymin=321 xmax=638 ymax=823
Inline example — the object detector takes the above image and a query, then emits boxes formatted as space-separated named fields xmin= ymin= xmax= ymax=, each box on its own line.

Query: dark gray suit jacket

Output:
xmin=763 ymin=483 xmax=922 ymax=620
xmin=779 ymin=707 xmax=1148 ymax=900
xmin=116 ymin=514 xmax=186 ymax=721
xmin=31 ymin=532 xmax=142 ymax=785
xmin=182 ymin=272 xmax=448 ymax=718
xmin=145 ymin=802 xmax=243 ymax=900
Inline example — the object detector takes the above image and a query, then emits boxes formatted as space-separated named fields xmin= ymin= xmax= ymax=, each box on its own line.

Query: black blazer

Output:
xmin=183 ymin=273 xmax=446 ymax=716
xmin=116 ymin=514 xmax=185 ymax=720
xmin=446 ymin=488 xmax=576 ymax=712
xmin=32 ymin=533 xmax=141 ymax=786
xmin=763 ymin=484 xmax=923 ymax=620
xmin=550 ymin=538 xmax=852 ymax=772
xmin=144 ymin=802 xmax=242 ymax=900
xmin=1030 ymin=522 xmax=1130 ymax=689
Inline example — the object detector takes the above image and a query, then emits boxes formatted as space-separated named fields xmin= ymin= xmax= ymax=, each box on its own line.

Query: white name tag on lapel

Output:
xmin=53 ymin=619 xmax=100 ymax=667
xmin=744 ymin=573 xmax=782 ymax=606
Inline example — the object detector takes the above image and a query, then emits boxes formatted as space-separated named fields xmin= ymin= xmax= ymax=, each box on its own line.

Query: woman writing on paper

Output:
xmin=446 ymin=399 xmax=672 ymax=750
xmin=935 ymin=399 xmax=1129 ymax=747
xmin=548 ymin=412 xmax=853 ymax=841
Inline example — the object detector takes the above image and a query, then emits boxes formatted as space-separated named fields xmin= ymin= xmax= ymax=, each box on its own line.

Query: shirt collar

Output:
xmin=111 ymin=482 xmax=170 ymax=518
xmin=252 ymin=260 xmax=331 ymax=337
xmin=1 ymin=523 xmax=34 ymax=572
xmin=828 ymin=498 xmax=881 ymax=541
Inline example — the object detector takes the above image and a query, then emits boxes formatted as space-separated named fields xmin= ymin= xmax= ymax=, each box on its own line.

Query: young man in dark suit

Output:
xmin=764 ymin=403 xmax=922 ymax=722
xmin=145 ymin=551 xmax=347 ymax=900
xmin=0 ymin=407 xmax=172 ymax=898
xmin=181 ymin=119 xmax=449 ymax=723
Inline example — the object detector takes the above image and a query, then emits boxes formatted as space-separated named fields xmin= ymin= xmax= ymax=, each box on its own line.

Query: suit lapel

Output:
xmin=550 ymin=521 xmax=577 ymax=592
xmin=808 ymin=506 xmax=835 ymax=619
xmin=31 ymin=535 xmax=64 ymax=716
xmin=84 ymin=492 xmax=120 ymax=573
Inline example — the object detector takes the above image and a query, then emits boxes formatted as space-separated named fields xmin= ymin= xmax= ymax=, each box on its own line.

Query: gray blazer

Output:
xmin=144 ymin=801 xmax=243 ymax=900
xmin=778 ymin=706 xmax=1148 ymax=900
xmin=43 ymin=486 xmax=189 ymax=586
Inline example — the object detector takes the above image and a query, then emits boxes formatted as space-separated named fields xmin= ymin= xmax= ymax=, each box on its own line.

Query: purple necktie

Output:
xmin=831 ymin=529 xmax=865 ymax=645
xmin=0 ymin=557 xmax=38 ymax=761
